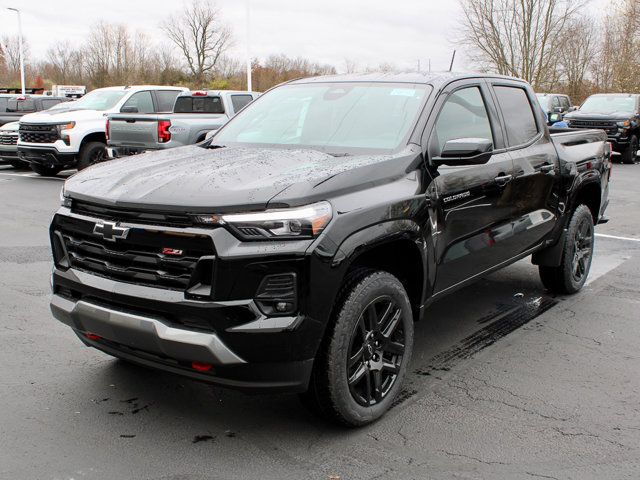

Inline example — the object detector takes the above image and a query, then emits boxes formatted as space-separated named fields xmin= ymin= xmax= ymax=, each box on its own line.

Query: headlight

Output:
xmin=194 ymin=201 xmax=332 ymax=240
xmin=55 ymin=122 xmax=76 ymax=133
xmin=617 ymin=120 xmax=630 ymax=128
xmin=59 ymin=186 xmax=72 ymax=208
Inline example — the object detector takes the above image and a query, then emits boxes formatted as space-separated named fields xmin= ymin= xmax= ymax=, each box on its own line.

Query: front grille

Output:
xmin=19 ymin=123 xmax=59 ymax=143
xmin=54 ymin=215 xmax=215 ymax=290
xmin=72 ymin=201 xmax=195 ymax=228
xmin=569 ymin=120 xmax=617 ymax=134
xmin=0 ymin=133 xmax=18 ymax=146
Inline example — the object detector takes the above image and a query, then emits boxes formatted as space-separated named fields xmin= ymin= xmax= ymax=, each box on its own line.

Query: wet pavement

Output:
xmin=1 ymin=163 xmax=639 ymax=480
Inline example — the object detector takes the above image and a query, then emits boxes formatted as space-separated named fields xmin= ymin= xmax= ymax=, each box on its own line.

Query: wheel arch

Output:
xmin=331 ymin=221 xmax=427 ymax=322
xmin=79 ymin=131 xmax=107 ymax=150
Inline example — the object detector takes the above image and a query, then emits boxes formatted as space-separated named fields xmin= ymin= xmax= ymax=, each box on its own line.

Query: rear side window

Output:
xmin=230 ymin=94 xmax=254 ymax=113
xmin=494 ymin=86 xmax=538 ymax=146
xmin=156 ymin=90 xmax=181 ymax=112
xmin=551 ymin=96 xmax=560 ymax=109
xmin=121 ymin=91 xmax=155 ymax=114
xmin=174 ymin=96 xmax=224 ymax=114
xmin=560 ymin=97 xmax=571 ymax=110
xmin=41 ymin=99 xmax=63 ymax=110
xmin=431 ymin=86 xmax=494 ymax=155
xmin=7 ymin=98 xmax=35 ymax=112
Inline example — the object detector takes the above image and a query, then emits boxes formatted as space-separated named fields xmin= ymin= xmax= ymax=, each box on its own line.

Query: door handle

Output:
xmin=494 ymin=174 xmax=513 ymax=186
xmin=539 ymin=164 xmax=555 ymax=174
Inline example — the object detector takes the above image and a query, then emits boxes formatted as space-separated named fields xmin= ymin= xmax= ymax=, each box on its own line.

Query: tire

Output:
xmin=300 ymin=271 xmax=414 ymax=427
xmin=77 ymin=141 xmax=106 ymax=170
xmin=30 ymin=164 xmax=62 ymax=176
xmin=10 ymin=159 xmax=29 ymax=170
xmin=539 ymin=204 xmax=594 ymax=294
xmin=621 ymin=135 xmax=638 ymax=164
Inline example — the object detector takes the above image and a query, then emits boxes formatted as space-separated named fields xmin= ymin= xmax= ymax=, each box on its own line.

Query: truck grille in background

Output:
xmin=0 ymin=133 xmax=18 ymax=145
xmin=569 ymin=120 xmax=617 ymax=134
xmin=72 ymin=201 xmax=195 ymax=228
xmin=19 ymin=123 xmax=60 ymax=143
xmin=54 ymin=215 xmax=215 ymax=290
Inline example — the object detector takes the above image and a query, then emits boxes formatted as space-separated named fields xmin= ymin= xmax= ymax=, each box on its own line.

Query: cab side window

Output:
xmin=493 ymin=86 xmax=539 ymax=146
xmin=431 ymin=86 xmax=494 ymax=155
xmin=121 ymin=91 xmax=155 ymax=114
xmin=560 ymin=97 xmax=571 ymax=110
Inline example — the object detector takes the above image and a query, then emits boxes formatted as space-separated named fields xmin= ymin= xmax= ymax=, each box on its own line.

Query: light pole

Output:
xmin=245 ymin=0 xmax=252 ymax=92
xmin=6 ymin=7 xmax=25 ymax=95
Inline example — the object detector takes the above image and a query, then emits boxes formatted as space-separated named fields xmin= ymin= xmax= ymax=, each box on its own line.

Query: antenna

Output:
xmin=449 ymin=50 xmax=456 ymax=72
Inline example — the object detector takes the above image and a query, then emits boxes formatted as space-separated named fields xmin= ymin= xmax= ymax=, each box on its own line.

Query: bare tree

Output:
xmin=458 ymin=0 xmax=583 ymax=89
xmin=161 ymin=0 xmax=232 ymax=86
xmin=1 ymin=35 xmax=30 ymax=73
xmin=558 ymin=16 xmax=596 ymax=101
xmin=592 ymin=0 xmax=640 ymax=92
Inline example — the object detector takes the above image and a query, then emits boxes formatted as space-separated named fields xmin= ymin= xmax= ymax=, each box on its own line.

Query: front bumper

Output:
xmin=17 ymin=146 xmax=76 ymax=167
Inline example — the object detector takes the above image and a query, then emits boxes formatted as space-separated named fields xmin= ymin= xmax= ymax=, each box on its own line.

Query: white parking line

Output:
xmin=596 ymin=233 xmax=640 ymax=243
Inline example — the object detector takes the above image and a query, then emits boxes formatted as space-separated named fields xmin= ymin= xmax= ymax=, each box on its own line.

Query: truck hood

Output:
xmin=564 ymin=111 xmax=634 ymax=122
xmin=64 ymin=144 xmax=415 ymax=212
xmin=0 ymin=121 xmax=18 ymax=132
xmin=20 ymin=108 xmax=108 ymax=124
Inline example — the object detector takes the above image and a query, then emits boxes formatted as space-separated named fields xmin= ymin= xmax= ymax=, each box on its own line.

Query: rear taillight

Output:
xmin=158 ymin=120 xmax=171 ymax=143
xmin=192 ymin=91 xmax=207 ymax=96
xmin=105 ymin=118 xmax=110 ymax=141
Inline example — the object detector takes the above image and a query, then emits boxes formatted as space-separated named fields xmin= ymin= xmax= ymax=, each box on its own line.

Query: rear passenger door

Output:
xmin=489 ymin=82 xmax=561 ymax=254
xmin=425 ymin=80 xmax=517 ymax=293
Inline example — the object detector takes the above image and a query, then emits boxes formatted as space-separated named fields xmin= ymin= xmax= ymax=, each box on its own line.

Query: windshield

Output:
xmin=68 ymin=89 xmax=128 ymax=111
xmin=580 ymin=95 xmax=637 ymax=114
xmin=213 ymin=82 xmax=430 ymax=154
xmin=536 ymin=95 xmax=549 ymax=110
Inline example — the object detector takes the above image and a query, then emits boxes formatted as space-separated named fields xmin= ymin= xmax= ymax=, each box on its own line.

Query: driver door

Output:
xmin=425 ymin=81 xmax=517 ymax=294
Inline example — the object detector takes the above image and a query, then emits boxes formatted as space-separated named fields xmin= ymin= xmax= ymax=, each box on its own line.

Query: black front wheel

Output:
xmin=300 ymin=271 xmax=414 ymax=426
xmin=77 ymin=141 xmax=107 ymax=170
xmin=539 ymin=204 xmax=594 ymax=294
xmin=621 ymin=135 xmax=638 ymax=164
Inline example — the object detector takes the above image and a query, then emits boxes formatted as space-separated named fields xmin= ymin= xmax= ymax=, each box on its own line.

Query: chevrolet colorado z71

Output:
xmin=49 ymin=72 xmax=611 ymax=426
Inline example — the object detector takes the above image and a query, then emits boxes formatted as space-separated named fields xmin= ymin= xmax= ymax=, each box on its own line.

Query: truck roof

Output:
xmin=178 ymin=90 xmax=259 ymax=96
xmin=290 ymin=71 xmax=528 ymax=87
xmin=93 ymin=85 xmax=188 ymax=92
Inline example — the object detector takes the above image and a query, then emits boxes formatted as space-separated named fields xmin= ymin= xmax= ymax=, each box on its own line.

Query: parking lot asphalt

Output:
xmin=1 ymin=163 xmax=639 ymax=480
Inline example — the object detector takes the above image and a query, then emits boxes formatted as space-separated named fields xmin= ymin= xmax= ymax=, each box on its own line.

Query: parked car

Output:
xmin=50 ymin=72 xmax=611 ymax=426
xmin=0 ymin=94 xmax=70 ymax=127
xmin=563 ymin=93 xmax=640 ymax=164
xmin=536 ymin=93 xmax=574 ymax=125
xmin=17 ymin=85 xmax=187 ymax=176
xmin=106 ymin=90 xmax=259 ymax=158
xmin=0 ymin=121 xmax=21 ymax=168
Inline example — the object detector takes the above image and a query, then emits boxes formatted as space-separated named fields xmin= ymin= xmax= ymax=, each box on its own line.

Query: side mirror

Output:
xmin=432 ymin=138 xmax=493 ymax=166
xmin=120 ymin=106 xmax=138 ymax=113
xmin=554 ymin=106 xmax=563 ymax=113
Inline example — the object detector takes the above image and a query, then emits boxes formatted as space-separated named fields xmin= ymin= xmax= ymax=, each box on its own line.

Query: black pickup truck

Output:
xmin=564 ymin=93 xmax=640 ymax=164
xmin=49 ymin=72 xmax=611 ymax=426
xmin=0 ymin=94 xmax=70 ymax=127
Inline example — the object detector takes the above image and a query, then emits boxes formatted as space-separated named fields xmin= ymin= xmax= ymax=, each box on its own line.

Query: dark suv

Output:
xmin=50 ymin=72 xmax=610 ymax=426
xmin=564 ymin=93 xmax=640 ymax=163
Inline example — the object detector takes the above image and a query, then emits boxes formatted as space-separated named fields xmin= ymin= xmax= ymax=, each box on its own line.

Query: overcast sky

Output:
xmin=1 ymin=0 xmax=612 ymax=74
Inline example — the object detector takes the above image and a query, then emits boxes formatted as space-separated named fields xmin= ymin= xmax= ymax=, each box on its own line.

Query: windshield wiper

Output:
xmin=206 ymin=144 xmax=226 ymax=150
xmin=326 ymin=152 xmax=351 ymax=157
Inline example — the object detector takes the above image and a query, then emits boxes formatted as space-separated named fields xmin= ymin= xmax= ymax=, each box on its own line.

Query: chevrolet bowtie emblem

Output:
xmin=93 ymin=221 xmax=130 ymax=242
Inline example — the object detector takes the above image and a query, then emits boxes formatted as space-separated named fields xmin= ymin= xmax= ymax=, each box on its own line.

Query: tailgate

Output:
xmin=108 ymin=114 xmax=162 ymax=148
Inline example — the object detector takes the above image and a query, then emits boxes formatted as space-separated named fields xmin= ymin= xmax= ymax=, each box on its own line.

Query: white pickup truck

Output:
xmin=106 ymin=90 xmax=259 ymax=158
xmin=17 ymin=85 xmax=187 ymax=176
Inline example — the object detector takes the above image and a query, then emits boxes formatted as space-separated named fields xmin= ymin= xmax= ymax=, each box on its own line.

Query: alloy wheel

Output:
xmin=346 ymin=296 xmax=406 ymax=407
